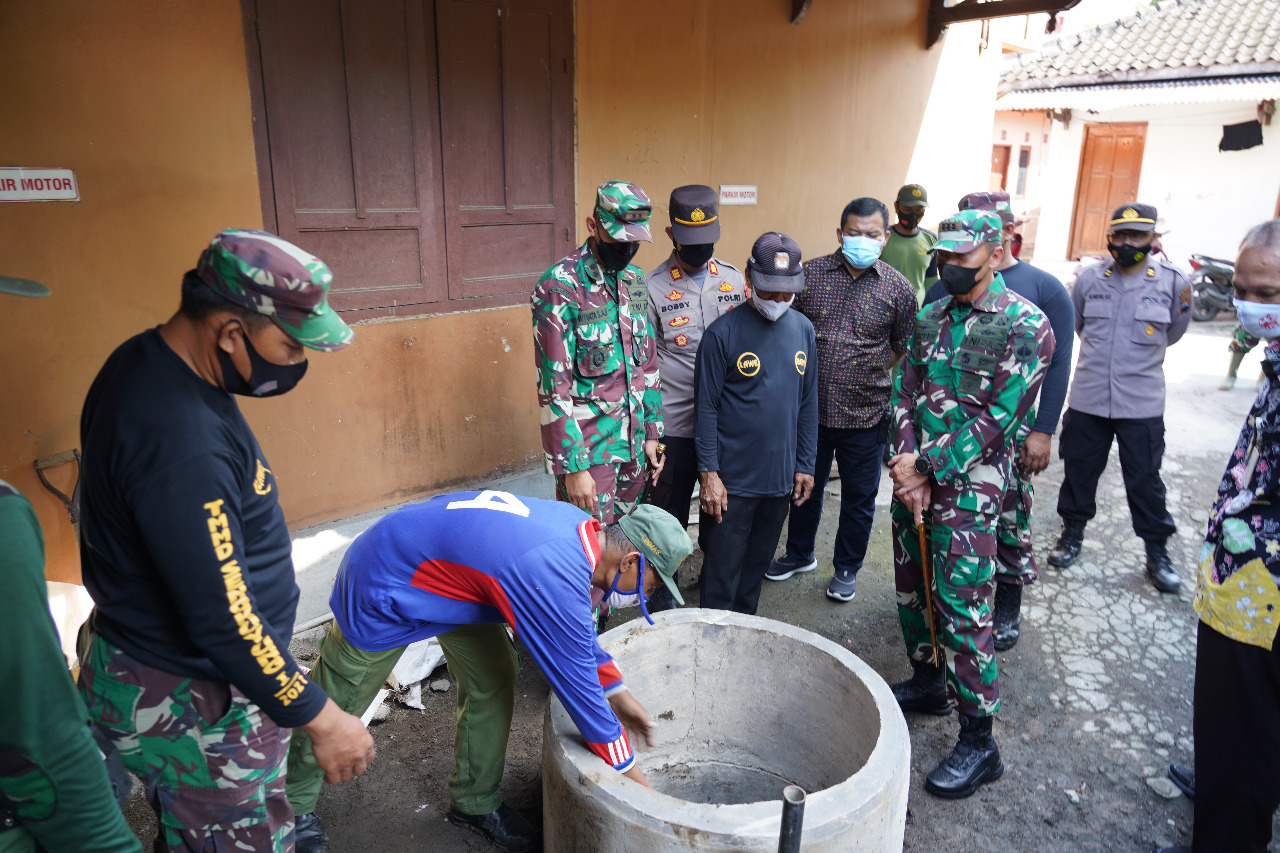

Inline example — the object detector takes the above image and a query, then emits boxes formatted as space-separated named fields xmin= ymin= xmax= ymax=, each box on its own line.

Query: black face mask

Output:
xmin=1108 ymin=241 xmax=1149 ymax=269
xmin=940 ymin=247 xmax=994 ymax=296
xmin=675 ymin=242 xmax=715 ymax=269
xmin=218 ymin=323 xmax=308 ymax=397
xmin=592 ymin=237 xmax=640 ymax=272
xmin=898 ymin=211 xmax=922 ymax=230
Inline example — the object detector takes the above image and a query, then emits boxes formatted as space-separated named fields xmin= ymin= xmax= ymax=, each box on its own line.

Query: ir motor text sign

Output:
xmin=0 ymin=168 xmax=80 ymax=202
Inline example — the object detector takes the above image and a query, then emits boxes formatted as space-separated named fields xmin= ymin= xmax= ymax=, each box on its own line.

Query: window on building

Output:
xmin=243 ymin=0 xmax=574 ymax=318
xmin=1015 ymin=147 xmax=1031 ymax=198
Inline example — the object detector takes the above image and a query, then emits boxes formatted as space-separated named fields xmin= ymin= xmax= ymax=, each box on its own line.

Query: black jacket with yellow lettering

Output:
xmin=79 ymin=328 xmax=325 ymax=727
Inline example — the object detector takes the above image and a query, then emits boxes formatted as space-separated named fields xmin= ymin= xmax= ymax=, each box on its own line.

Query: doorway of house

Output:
xmin=990 ymin=145 xmax=1011 ymax=191
xmin=1067 ymin=122 xmax=1147 ymax=259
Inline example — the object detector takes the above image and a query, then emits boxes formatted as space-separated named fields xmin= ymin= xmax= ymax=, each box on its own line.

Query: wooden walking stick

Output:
xmin=917 ymin=520 xmax=942 ymax=667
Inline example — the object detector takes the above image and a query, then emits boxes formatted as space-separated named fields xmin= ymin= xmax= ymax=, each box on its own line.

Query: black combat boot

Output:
xmin=1145 ymin=539 xmax=1181 ymax=593
xmin=448 ymin=803 xmax=536 ymax=853
xmin=295 ymin=813 xmax=330 ymax=853
xmin=992 ymin=581 xmax=1022 ymax=651
xmin=1047 ymin=521 xmax=1085 ymax=567
xmin=890 ymin=658 xmax=950 ymax=715
xmin=924 ymin=714 xmax=1005 ymax=798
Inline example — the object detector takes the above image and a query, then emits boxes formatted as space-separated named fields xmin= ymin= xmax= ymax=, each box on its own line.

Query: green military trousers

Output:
xmin=891 ymin=501 xmax=1000 ymax=718
xmin=285 ymin=621 xmax=520 ymax=817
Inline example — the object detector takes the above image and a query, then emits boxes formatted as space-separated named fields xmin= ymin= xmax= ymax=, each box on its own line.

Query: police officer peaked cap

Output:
xmin=669 ymin=185 xmax=721 ymax=245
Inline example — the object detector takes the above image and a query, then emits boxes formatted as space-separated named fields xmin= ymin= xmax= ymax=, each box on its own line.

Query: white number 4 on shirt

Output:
xmin=446 ymin=490 xmax=530 ymax=517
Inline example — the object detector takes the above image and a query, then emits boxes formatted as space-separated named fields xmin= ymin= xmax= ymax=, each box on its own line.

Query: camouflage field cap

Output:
xmin=959 ymin=190 xmax=1016 ymax=226
xmin=196 ymin=229 xmax=353 ymax=352
xmin=594 ymin=181 xmax=653 ymax=243
xmin=618 ymin=504 xmax=694 ymax=606
xmin=933 ymin=210 xmax=1004 ymax=254
xmin=896 ymin=184 xmax=928 ymax=206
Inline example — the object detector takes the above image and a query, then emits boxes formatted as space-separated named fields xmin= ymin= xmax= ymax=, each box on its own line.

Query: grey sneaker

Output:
xmin=826 ymin=569 xmax=857 ymax=602
xmin=766 ymin=553 xmax=818 ymax=581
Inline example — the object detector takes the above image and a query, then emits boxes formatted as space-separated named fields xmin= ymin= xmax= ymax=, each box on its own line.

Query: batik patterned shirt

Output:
xmin=1196 ymin=339 xmax=1280 ymax=650
xmin=793 ymin=253 xmax=917 ymax=429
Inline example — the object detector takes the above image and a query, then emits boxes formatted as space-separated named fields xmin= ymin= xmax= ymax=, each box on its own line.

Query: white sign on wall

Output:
xmin=719 ymin=185 xmax=758 ymax=206
xmin=0 ymin=168 xmax=80 ymax=202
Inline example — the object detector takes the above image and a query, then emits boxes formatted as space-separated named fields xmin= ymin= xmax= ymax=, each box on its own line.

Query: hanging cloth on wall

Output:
xmin=1220 ymin=120 xmax=1264 ymax=152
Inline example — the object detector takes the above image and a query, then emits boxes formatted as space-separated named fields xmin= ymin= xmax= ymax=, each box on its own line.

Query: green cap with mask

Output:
xmin=618 ymin=505 xmax=693 ymax=605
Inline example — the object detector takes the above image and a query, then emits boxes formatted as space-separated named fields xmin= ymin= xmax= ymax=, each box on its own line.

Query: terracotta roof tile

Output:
xmin=1001 ymin=0 xmax=1280 ymax=89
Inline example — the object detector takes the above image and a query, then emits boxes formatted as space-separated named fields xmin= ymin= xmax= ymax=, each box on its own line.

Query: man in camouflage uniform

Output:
xmin=532 ymin=181 xmax=664 ymax=524
xmin=76 ymin=230 xmax=374 ymax=853
xmin=887 ymin=210 xmax=1054 ymax=799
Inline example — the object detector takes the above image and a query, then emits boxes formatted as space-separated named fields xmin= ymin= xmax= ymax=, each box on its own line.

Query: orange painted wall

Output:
xmin=3 ymin=0 xmax=935 ymax=586
xmin=577 ymin=0 xmax=939 ymax=273
xmin=0 ymin=1 xmax=541 ymax=584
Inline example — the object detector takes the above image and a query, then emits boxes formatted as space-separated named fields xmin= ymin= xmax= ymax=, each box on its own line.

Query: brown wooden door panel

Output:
xmin=1068 ymin=123 xmax=1147 ymax=259
xmin=456 ymin=222 xmax=557 ymax=298
xmin=436 ymin=0 xmax=573 ymax=303
xmin=253 ymin=0 xmax=447 ymax=308
xmin=504 ymin=7 xmax=555 ymax=207
xmin=990 ymin=145 xmax=1011 ymax=192
xmin=245 ymin=0 xmax=571 ymax=314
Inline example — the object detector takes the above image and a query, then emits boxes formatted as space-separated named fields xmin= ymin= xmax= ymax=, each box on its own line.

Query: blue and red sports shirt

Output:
xmin=331 ymin=490 xmax=635 ymax=771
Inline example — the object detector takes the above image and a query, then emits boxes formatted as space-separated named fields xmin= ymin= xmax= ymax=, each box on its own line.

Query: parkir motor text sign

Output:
xmin=719 ymin=185 xmax=757 ymax=206
xmin=0 ymin=168 xmax=80 ymax=202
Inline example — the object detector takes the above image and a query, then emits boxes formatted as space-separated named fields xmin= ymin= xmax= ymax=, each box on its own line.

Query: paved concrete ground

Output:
xmin=120 ymin=320 xmax=1280 ymax=851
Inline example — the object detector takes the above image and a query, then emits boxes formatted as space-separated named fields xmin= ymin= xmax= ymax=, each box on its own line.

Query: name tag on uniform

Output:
xmin=578 ymin=305 xmax=611 ymax=325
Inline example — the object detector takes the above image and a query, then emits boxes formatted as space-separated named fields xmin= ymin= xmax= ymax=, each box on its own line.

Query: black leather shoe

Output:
xmin=295 ymin=813 xmax=330 ymax=853
xmin=925 ymin=714 xmax=1004 ymax=799
xmin=448 ymin=803 xmax=536 ymax=853
xmin=1047 ymin=521 xmax=1085 ymax=567
xmin=1167 ymin=762 xmax=1195 ymax=799
xmin=992 ymin=581 xmax=1022 ymax=651
xmin=1145 ymin=540 xmax=1181 ymax=593
xmin=890 ymin=658 xmax=951 ymax=716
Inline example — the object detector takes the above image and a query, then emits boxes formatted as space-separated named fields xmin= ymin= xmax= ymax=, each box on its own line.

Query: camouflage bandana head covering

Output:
xmin=594 ymin=181 xmax=653 ymax=243
xmin=958 ymin=191 xmax=1015 ymax=226
xmin=196 ymin=229 xmax=353 ymax=352
xmin=933 ymin=210 xmax=1003 ymax=255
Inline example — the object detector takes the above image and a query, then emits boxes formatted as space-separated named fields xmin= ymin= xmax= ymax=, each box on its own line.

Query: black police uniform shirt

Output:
xmin=694 ymin=302 xmax=818 ymax=497
xmin=925 ymin=259 xmax=1076 ymax=434
xmin=79 ymin=328 xmax=324 ymax=727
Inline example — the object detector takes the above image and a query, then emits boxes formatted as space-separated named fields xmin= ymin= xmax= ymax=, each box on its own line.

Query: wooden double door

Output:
xmin=1067 ymin=122 xmax=1147 ymax=260
xmin=245 ymin=0 xmax=575 ymax=316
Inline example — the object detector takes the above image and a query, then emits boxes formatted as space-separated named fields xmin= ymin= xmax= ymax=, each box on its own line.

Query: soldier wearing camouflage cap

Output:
xmin=1047 ymin=202 xmax=1191 ymax=595
xmin=921 ymin=192 xmax=1076 ymax=652
xmin=532 ymin=181 xmax=665 ymax=532
xmin=887 ymin=208 xmax=1055 ymax=799
xmin=77 ymin=229 xmax=373 ymax=851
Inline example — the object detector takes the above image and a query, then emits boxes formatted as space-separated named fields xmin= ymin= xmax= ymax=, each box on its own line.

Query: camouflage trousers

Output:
xmin=555 ymin=457 xmax=643 ymax=524
xmin=77 ymin=633 xmax=294 ymax=852
xmin=996 ymin=464 xmax=1037 ymax=585
xmin=892 ymin=501 xmax=1000 ymax=718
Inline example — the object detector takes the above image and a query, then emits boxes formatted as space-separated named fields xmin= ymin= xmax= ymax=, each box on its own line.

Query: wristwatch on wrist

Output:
xmin=913 ymin=455 xmax=932 ymax=477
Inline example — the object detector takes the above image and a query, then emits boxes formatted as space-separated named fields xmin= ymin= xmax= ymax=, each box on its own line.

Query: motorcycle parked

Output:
xmin=1188 ymin=253 xmax=1235 ymax=321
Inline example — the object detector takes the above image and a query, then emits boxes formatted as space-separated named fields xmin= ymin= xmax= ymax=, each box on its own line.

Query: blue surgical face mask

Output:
xmin=1233 ymin=298 xmax=1280 ymax=340
xmin=842 ymin=234 xmax=883 ymax=269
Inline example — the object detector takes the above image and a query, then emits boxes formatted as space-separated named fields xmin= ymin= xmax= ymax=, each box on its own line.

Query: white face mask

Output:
xmin=751 ymin=292 xmax=794 ymax=322
xmin=1233 ymin=298 xmax=1280 ymax=340
xmin=602 ymin=554 xmax=644 ymax=609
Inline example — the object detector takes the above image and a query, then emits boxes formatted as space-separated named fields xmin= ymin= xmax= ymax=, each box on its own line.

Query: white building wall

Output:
xmin=906 ymin=20 xmax=1029 ymax=231
xmin=1031 ymin=101 xmax=1280 ymax=267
